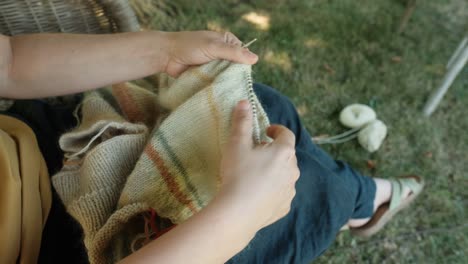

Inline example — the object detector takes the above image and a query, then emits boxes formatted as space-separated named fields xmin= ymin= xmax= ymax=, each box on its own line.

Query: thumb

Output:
xmin=228 ymin=100 xmax=254 ymax=149
xmin=211 ymin=41 xmax=259 ymax=65
xmin=267 ymin=125 xmax=296 ymax=148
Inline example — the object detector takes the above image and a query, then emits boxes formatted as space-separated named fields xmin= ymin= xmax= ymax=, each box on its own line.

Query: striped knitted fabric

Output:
xmin=51 ymin=60 xmax=271 ymax=263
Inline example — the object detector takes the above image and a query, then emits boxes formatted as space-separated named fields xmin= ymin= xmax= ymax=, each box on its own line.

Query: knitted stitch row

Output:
xmin=52 ymin=60 xmax=271 ymax=263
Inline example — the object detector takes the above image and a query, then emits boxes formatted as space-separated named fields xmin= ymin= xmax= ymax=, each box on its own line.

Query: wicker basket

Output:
xmin=0 ymin=0 xmax=140 ymax=35
xmin=0 ymin=0 xmax=141 ymax=110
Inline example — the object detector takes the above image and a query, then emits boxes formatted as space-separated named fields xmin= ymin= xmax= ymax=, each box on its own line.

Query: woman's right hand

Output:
xmin=120 ymin=101 xmax=299 ymax=264
xmin=219 ymin=100 xmax=300 ymax=232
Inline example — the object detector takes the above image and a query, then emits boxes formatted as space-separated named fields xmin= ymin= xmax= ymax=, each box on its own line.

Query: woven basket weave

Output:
xmin=0 ymin=0 xmax=140 ymax=110
xmin=0 ymin=0 xmax=140 ymax=35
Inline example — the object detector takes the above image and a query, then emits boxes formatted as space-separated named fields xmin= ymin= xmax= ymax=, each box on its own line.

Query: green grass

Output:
xmin=144 ymin=0 xmax=468 ymax=263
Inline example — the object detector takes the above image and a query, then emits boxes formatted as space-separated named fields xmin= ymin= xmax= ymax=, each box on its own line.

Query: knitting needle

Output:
xmin=242 ymin=38 xmax=258 ymax=48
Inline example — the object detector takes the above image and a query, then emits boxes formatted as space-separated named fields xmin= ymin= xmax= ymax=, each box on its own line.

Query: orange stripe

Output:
xmin=191 ymin=69 xmax=221 ymax=187
xmin=144 ymin=144 xmax=198 ymax=214
xmin=112 ymin=83 xmax=143 ymax=123
xmin=193 ymin=69 xmax=215 ymax=84
xmin=206 ymin=86 xmax=222 ymax=187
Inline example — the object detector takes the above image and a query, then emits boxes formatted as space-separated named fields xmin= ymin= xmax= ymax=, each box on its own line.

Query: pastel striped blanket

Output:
xmin=51 ymin=60 xmax=270 ymax=263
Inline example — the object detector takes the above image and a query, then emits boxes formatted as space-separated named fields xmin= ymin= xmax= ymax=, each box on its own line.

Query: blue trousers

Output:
xmin=227 ymin=84 xmax=376 ymax=263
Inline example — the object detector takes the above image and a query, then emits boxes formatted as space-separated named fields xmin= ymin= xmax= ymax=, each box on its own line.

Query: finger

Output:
xmin=228 ymin=100 xmax=254 ymax=149
xmin=290 ymin=188 xmax=297 ymax=201
xmin=267 ymin=125 xmax=296 ymax=148
xmin=165 ymin=63 xmax=189 ymax=78
xmin=223 ymin=31 xmax=242 ymax=46
xmin=292 ymin=166 xmax=300 ymax=181
xmin=209 ymin=40 xmax=258 ymax=65
xmin=290 ymin=154 xmax=298 ymax=166
xmin=280 ymin=203 xmax=291 ymax=218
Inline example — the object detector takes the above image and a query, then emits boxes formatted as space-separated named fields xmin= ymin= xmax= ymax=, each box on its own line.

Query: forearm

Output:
xmin=4 ymin=32 xmax=168 ymax=98
xmin=120 ymin=193 xmax=256 ymax=264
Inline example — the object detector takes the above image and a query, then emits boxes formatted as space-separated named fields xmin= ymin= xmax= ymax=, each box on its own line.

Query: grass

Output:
xmin=142 ymin=0 xmax=468 ymax=263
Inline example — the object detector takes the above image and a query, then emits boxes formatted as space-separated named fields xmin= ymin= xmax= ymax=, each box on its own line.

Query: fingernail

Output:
xmin=243 ymin=48 xmax=258 ymax=59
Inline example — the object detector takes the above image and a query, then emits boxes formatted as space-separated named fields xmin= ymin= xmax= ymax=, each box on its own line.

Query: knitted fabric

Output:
xmin=51 ymin=60 xmax=271 ymax=263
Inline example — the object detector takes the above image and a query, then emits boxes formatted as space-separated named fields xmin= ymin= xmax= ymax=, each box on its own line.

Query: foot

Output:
xmin=349 ymin=175 xmax=424 ymax=237
xmin=341 ymin=175 xmax=423 ymax=233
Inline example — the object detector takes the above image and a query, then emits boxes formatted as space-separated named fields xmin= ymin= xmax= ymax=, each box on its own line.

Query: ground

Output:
xmin=143 ymin=0 xmax=467 ymax=263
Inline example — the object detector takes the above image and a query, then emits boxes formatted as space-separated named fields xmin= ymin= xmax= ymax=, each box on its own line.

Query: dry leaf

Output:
xmin=323 ymin=63 xmax=335 ymax=74
xmin=367 ymin=160 xmax=377 ymax=169
xmin=424 ymin=151 xmax=433 ymax=158
xmin=391 ymin=56 xmax=402 ymax=63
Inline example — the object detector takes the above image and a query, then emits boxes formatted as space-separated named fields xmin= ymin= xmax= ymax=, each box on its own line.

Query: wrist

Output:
xmin=208 ymin=190 xmax=259 ymax=245
xmin=144 ymin=31 xmax=171 ymax=74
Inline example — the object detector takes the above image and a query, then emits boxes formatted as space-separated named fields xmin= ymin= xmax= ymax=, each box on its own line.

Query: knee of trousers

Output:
xmin=253 ymin=83 xmax=299 ymax=122
xmin=295 ymin=150 xmax=357 ymax=226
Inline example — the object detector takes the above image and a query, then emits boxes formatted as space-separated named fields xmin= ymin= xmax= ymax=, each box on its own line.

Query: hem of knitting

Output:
xmin=59 ymin=120 xmax=147 ymax=154
xmin=52 ymin=133 xmax=148 ymax=205
xmin=90 ymin=202 xmax=149 ymax=263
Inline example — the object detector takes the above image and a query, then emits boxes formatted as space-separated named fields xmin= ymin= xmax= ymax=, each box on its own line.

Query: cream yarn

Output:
xmin=314 ymin=104 xmax=387 ymax=153
xmin=339 ymin=104 xmax=377 ymax=128
xmin=357 ymin=120 xmax=388 ymax=153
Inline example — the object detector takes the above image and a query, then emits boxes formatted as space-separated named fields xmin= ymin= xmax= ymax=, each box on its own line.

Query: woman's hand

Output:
xmin=120 ymin=101 xmax=298 ymax=264
xmin=219 ymin=100 xmax=300 ymax=232
xmin=161 ymin=31 xmax=258 ymax=77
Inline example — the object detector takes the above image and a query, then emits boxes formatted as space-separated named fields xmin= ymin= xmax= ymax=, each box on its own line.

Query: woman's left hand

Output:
xmin=160 ymin=31 xmax=258 ymax=77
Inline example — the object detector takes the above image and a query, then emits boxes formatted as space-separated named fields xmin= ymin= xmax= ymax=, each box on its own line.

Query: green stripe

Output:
xmin=156 ymin=130 xmax=204 ymax=208
xmin=97 ymin=88 xmax=123 ymax=116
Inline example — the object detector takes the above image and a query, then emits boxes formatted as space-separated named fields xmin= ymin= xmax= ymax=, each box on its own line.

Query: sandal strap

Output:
xmin=389 ymin=177 xmax=423 ymax=211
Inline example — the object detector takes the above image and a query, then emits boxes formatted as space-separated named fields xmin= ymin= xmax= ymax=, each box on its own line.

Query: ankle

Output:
xmin=373 ymin=178 xmax=392 ymax=211
xmin=346 ymin=179 xmax=393 ymax=229
xmin=347 ymin=218 xmax=371 ymax=228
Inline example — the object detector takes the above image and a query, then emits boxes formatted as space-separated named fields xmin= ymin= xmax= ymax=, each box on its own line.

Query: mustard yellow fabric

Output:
xmin=0 ymin=114 xmax=51 ymax=264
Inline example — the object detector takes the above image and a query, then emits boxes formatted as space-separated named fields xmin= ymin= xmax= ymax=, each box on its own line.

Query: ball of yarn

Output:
xmin=358 ymin=120 xmax=387 ymax=153
xmin=339 ymin=104 xmax=377 ymax=128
